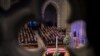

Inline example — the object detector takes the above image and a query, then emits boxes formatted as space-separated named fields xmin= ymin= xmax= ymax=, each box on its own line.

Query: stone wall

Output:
xmin=42 ymin=0 xmax=71 ymax=29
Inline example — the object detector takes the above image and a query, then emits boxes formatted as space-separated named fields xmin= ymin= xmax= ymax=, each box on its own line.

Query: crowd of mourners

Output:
xmin=39 ymin=26 xmax=66 ymax=45
xmin=18 ymin=23 xmax=66 ymax=46
xmin=18 ymin=24 xmax=37 ymax=45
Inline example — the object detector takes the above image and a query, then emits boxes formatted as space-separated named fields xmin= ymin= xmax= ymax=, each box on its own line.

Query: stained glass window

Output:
xmin=70 ymin=20 xmax=87 ymax=49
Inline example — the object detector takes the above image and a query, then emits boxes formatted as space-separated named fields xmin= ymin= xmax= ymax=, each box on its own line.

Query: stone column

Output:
xmin=0 ymin=0 xmax=11 ymax=10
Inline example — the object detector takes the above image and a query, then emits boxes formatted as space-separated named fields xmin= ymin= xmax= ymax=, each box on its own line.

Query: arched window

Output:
xmin=44 ymin=4 xmax=57 ymax=27
xmin=70 ymin=20 xmax=87 ymax=49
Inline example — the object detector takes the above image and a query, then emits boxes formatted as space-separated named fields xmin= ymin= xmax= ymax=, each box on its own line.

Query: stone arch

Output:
xmin=42 ymin=0 xmax=60 ymax=27
xmin=42 ymin=0 xmax=71 ymax=28
xmin=43 ymin=4 xmax=57 ymax=26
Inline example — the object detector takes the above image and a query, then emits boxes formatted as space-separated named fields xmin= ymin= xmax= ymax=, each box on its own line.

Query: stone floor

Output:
xmin=68 ymin=46 xmax=95 ymax=56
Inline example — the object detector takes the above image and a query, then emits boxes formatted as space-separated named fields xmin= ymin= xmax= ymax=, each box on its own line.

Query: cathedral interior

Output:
xmin=0 ymin=0 xmax=96 ymax=56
